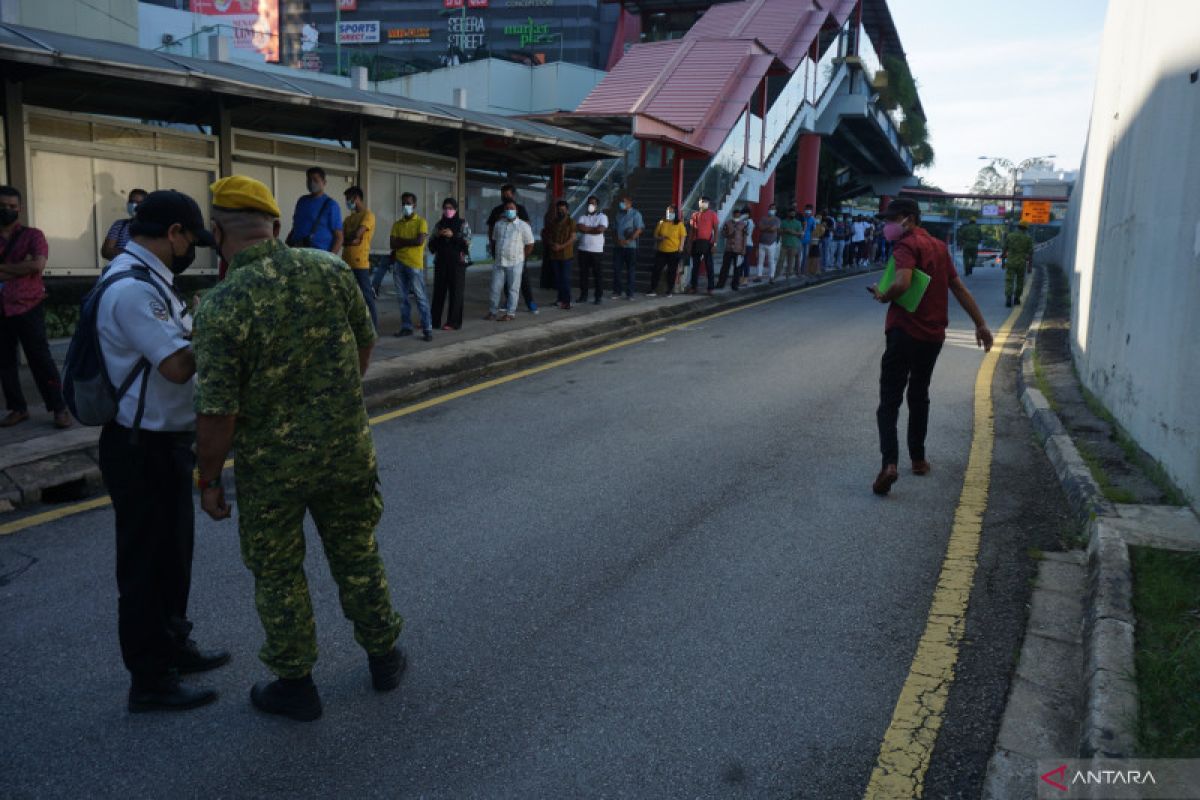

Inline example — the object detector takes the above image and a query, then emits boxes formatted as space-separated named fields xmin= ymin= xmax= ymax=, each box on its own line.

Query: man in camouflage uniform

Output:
xmin=957 ymin=216 xmax=982 ymax=276
xmin=192 ymin=176 xmax=404 ymax=722
xmin=1002 ymin=221 xmax=1034 ymax=307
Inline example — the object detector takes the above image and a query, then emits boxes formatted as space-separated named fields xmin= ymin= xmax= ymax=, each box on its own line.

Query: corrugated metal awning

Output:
xmin=0 ymin=23 xmax=622 ymax=167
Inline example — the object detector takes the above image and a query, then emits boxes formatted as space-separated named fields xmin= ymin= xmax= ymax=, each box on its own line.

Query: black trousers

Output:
xmin=649 ymin=251 xmax=679 ymax=294
xmin=690 ymin=240 xmax=715 ymax=290
xmin=0 ymin=303 xmax=65 ymax=414
xmin=577 ymin=250 xmax=604 ymax=301
xmin=716 ymin=250 xmax=743 ymax=289
xmin=877 ymin=328 xmax=944 ymax=468
xmin=431 ymin=256 xmax=466 ymax=329
xmin=98 ymin=423 xmax=196 ymax=687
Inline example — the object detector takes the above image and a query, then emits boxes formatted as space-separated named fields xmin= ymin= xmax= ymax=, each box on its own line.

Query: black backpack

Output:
xmin=63 ymin=265 xmax=174 ymax=429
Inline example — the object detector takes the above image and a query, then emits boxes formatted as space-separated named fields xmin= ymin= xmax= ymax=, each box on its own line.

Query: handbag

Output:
xmin=287 ymin=196 xmax=332 ymax=248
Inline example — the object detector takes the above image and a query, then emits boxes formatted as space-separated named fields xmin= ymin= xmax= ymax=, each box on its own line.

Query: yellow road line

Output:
xmin=863 ymin=302 xmax=1022 ymax=799
xmin=1 ymin=276 xmax=860 ymax=537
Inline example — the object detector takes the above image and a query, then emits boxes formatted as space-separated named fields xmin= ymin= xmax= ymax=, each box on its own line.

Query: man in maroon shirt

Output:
xmin=868 ymin=198 xmax=992 ymax=495
xmin=0 ymin=185 xmax=70 ymax=429
xmin=686 ymin=196 xmax=720 ymax=295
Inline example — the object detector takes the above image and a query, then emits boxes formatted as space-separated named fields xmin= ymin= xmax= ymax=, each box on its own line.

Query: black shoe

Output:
xmin=1005 ymin=297 xmax=1012 ymax=307
xmin=395 ymin=329 xmax=413 ymax=337
xmin=250 ymin=676 xmax=322 ymax=722
xmin=1013 ymin=297 xmax=1021 ymax=306
xmin=368 ymin=646 xmax=408 ymax=692
xmin=422 ymin=331 xmax=433 ymax=342
xmin=128 ymin=675 xmax=217 ymax=713
xmin=172 ymin=639 xmax=231 ymax=674
xmin=576 ymin=295 xmax=587 ymax=304
xmin=593 ymin=297 xmax=602 ymax=305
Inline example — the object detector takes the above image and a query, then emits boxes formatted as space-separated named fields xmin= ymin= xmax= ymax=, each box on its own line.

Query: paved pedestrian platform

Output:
xmin=0 ymin=260 xmax=870 ymax=510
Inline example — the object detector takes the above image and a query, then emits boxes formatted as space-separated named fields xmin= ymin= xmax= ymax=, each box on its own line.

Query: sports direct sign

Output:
xmin=337 ymin=21 xmax=381 ymax=44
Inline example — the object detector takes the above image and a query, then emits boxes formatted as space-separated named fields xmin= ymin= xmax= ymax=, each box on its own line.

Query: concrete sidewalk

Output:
xmin=1 ymin=260 xmax=870 ymax=511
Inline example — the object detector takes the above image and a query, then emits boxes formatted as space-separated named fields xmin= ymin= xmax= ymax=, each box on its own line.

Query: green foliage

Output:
xmin=43 ymin=303 xmax=79 ymax=339
xmin=1132 ymin=546 xmax=1200 ymax=756
xmin=880 ymin=55 xmax=917 ymax=112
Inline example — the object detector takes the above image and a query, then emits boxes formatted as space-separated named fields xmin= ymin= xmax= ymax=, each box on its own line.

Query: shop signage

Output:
xmin=337 ymin=20 xmax=381 ymax=44
xmin=337 ymin=0 xmax=357 ymax=11
xmin=445 ymin=0 xmax=489 ymax=8
xmin=448 ymin=15 xmax=486 ymax=50
xmin=387 ymin=26 xmax=433 ymax=44
xmin=1020 ymin=200 xmax=1052 ymax=225
xmin=503 ymin=17 xmax=552 ymax=47
xmin=507 ymin=0 xmax=554 ymax=6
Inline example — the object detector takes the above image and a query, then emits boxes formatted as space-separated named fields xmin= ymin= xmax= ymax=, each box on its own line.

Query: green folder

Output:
xmin=878 ymin=255 xmax=931 ymax=313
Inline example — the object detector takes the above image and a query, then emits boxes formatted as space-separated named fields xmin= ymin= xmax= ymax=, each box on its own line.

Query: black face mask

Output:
xmin=170 ymin=241 xmax=197 ymax=275
xmin=0 ymin=208 xmax=17 ymax=226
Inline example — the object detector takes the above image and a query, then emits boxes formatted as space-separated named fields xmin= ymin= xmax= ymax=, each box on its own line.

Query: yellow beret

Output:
xmin=210 ymin=175 xmax=281 ymax=218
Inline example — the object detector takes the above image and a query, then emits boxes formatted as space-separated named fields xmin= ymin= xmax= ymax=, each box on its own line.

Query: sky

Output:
xmin=891 ymin=0 xmax=1110 ymax=193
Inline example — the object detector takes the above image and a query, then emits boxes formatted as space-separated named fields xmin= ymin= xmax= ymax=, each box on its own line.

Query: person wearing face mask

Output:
xmin=0 ymin=185 xmax=71 ymax=429
xmin=429 ymin=197 xmax=472 ymax=329
xmin=611 ymin=194 xmax=644 ymax=300
xmin=798 ymin=204 xmax=818 ymax=277
xmin=650 ymin=204 xmax=686 ymax=296
xmin=716 ymin=207 xmax=749 ymax=291
xmin=485 ymin=184 xmax=537 ymax=314
xmin=687 ymin=197 xmax=720 ymax=294
xmin=753 ymin=203 xmax=781 ymax=283
xmin=389 ymin=193 xmax=433 ymax=342
xmin=868 ymin=197 xmax=993 ymax=496
xmin=575 ymin=195 xmax=608 ymax=304
xmin=341 ymin=186 xmax=377 ymax=329
xmin=91 ymin=189 xmax=230 ymax=712
xmin=286 ymin=166 xmax=343 ymax=255
xmin=101 ymin=188 xmax=148 ymax=263
xmin=778 ymin=208 xmax=804 ymax=280
xmin=194 ymin=176 xmax=403 ymax=722
xmin=488 ymin=199 xmax=535 ymax=321
xmin=542 ymin=199 xmax=576 ymax=309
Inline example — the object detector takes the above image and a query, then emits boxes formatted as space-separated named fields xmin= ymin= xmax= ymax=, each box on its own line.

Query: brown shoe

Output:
xmin=0 ymin=409 xmax=30 ymax=428
xmin=912 ymin=460 xmax=931 ymax=476
xmin=872 ymin=465 xmax=899 ymax=496
xmin=483 ymin=312 xmax=496 ymax=321
xmin=53 ymin=410 xmax=73 ymax=429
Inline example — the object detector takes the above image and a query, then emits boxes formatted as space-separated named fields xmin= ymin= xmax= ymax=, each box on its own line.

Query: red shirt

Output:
xmin=0 ymin=224 xmax=49 ymax=317
xmin=885 ymin=226 xmax=957 ymax=343
xmin=689 ymin=209 xmax=719 ymax=242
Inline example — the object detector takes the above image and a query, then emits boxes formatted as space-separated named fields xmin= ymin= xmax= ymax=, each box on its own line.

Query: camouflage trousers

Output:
xmin=1005 ymin=265 xmax=1026 ymax=300
xmin=237 ymin=472 xmax=403 ymax=678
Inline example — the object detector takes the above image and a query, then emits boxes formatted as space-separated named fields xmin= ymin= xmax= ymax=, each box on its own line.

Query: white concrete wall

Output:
xmin=384 ymin=59 xmax=605 ymax=116
xmin=1061 ymin=0 xmax=1200 ymax=509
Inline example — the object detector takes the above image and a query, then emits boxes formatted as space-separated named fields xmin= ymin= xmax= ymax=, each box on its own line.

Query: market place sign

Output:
xmin=504 ymin=17 xmax=554 ymax=47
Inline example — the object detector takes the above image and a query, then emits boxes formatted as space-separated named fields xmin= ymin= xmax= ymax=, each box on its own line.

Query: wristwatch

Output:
xmin=196 ymin=474 xmax=222 ymax=491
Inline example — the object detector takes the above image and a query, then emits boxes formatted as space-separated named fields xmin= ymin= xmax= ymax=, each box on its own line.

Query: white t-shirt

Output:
xmin=96 ymin=242 xmax=195 ymax=432
xmin=852 ymin=221 xmax=869 ymax=243
xmin=577 ymin=212 xmax=608 ymax=253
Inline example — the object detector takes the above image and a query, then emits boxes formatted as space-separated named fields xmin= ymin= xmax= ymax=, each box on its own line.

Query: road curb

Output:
xmin=1007 ymin=264 xmax=1139 ymax=764
xmin=0 ymin=268 xmax=874 ymax=515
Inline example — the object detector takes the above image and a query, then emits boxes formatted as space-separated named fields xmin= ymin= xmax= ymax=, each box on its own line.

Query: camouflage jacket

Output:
xmin=957 ymin=223 xmax=982 ymax=249
xmin=1003 ymin=230 xmax=1034 ymax=267
xmin=193 ymin=239 xmax=377 ymax=481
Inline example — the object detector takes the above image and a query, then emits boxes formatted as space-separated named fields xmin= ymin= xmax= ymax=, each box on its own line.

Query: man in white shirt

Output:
xmin=852 ymin=216 xmax=870 ymax=267
xmin=575 ymin=195 xmax=608 ymax=305
xmin=488 ymin=199 xmax=535 ymax=321
xmin=95 ymin=191 xmax=229 ymax=713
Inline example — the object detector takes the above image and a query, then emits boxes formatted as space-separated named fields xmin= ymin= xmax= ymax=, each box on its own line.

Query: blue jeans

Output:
xmin=613 ymin=247 xmax=637 ymax=297
xmin=549 ymin=259 xmax=573 ymax=305
xmin=370 ymin=261 xmax=390 ymax=295
xmin=392 ymin=263 xmax=432 ymax=333
xmin=352 ymin=268 xmax=378 ymax=329
xmin=490 ymin=262 xmax=524 ymax=315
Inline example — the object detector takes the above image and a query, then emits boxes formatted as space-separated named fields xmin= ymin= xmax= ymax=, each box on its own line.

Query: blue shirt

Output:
xmin=800 ymin=216 xmax=816 ymax=245
xmin=291 ymin=193 xmax=343 ymax=251
xmin=615 ymin=207 xmax=645 ymax=249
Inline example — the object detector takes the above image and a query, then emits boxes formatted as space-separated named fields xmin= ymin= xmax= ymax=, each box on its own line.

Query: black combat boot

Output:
xmin=250 ymin=675 xmax=322 ymax=721
xmin=368 ymin=646 xmax=408 ymax=692
xmin=1005 ymin=296 xmax=1012 ymax=307
xmin=128 ymin=673 xmax=217 ymax=713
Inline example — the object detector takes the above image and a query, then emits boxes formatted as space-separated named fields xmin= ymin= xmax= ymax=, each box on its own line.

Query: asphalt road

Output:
xmin=0 ymin=266 xmax=1068 ymax=799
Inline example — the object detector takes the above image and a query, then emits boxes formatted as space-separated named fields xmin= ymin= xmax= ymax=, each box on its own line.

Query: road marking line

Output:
xmin=863 ymin=302 xmax=1022 ymax=799
xmin=0 ymin=275 xmax=862 ymax=538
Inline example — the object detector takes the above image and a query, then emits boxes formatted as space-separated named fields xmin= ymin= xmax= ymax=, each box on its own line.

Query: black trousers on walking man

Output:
xmin=876 ymin=328 xmax=944 ymax=468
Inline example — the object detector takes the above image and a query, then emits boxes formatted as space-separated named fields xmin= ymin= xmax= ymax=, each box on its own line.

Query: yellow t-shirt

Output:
xmin=342 ymin=208 xmax=376 ymax=270
xmin=655 ymin=220 xmax=687 ymax=253
xmin=390 ymin=215 xmax=428 ymax=270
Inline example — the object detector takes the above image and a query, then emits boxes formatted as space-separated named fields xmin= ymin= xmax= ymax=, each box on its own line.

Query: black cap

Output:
xmin=877 ymin=197 xmax=920 ymax=221
xmin=133 ymin=190 xmax=216 ymax=247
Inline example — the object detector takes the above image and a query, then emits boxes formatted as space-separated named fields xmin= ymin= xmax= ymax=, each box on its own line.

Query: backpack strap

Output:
xmin=309 ymin=196 xmax=332 ymax=239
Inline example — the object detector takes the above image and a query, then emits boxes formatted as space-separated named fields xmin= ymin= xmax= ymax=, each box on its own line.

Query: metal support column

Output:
xmin=215 ymin=98 xmax=233 ymax=178
xmin=3 ymin=80 xmax=29 ymax=202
